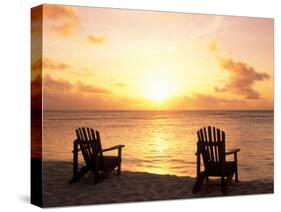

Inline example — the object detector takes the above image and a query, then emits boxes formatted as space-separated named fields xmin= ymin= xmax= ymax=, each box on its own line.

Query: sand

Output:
xmin=42 ymin=161 xmax=273 ymax=207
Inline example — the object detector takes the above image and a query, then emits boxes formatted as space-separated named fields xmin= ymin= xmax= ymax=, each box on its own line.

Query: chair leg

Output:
xmin=234 ymin=153 xmax=238 ymax=182
xmin=117 ymin=163 xmax=121 ymax=176
xmin=117 ymin=148 xmax=122 ymax=176
xmin=227 ymin=174 xmax=233 ymax=184
xmin=235 ymin=166 xmax=238 ymax=182
xmin=221 ymin=176 xmax=226 ymax=193
xmin=192 ymin=172 xmax=206 ymax=193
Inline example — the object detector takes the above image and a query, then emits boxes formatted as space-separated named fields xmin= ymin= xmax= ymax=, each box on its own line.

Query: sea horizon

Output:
xmin=43 ymin=109 xmax=274 ymax=112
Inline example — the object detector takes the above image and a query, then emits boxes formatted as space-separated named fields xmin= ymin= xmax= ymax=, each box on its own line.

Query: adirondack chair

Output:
xmin=192 ymin=126 xmax=240 ymax=193
xmin=69 ymin=127 xmax=125 ymax=184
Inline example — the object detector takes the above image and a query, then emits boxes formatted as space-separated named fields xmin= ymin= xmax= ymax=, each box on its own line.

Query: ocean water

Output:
xmin=43 ymin=110 xmax=273 ymax=181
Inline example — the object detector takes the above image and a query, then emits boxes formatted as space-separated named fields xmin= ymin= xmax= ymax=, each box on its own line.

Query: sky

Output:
xmin=31 ymin=4 xmax=274 ymax=110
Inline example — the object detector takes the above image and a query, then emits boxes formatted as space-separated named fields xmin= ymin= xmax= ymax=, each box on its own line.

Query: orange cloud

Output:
xmin=44 ymin=74 xmax=73 ymax=90
xmin=75 ymin=81 xmax=112 ymax=94
xmin=215 ymin=58 xmax=270 ymax=99
xmin=43 ymin=4 xmax=79 ymax=36
xmin=184 ymin=93 xmax=245 ymax=108
xmin=42 ymin=74 xmax=272 ymax=110
xmin=43 ymin=58 xmax=70 ymax=70
xmin=32 ymin=58 xmax=97 ymax=78
xmin=114 ymin=82 xmax=127 ymax=88
xmin=209 ymin=42 xmax=270 ymax=99
xmin=208 ymin=41 xmax=219 ymax=55
xmin=44 ymin=75 xmax=111 ymax=94
xmin=87 ymin=35 xmax=106 ymax=44
xmin=32 ymin=58 xmax=70 ymax=72
xmin=43 ymin=75 xmax=154 ymax=110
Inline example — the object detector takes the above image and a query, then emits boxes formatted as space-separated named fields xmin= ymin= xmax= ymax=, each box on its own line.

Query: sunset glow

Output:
xmin=144 ymin=76 xmax=176 ymax=102
xmin=31 ymin=4 xmax=274 ymax=110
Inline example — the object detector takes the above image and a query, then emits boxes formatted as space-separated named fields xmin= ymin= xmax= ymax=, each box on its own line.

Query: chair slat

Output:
xmin=213 ymin=127 xmax=218 ymax=162
xmin=90 ymin=128 xmax=97 ymax=155
xmin=78 ymin=128 xmax=90 ymax=164
xmin=96 ymin=130 xmax=102 ymax=152
xmin=76 ymin=129 xmax=81 ymax=140
xmin=82 ymin=127 xmax=91 ymax=160
xmin=198 ymin=129 xmax=207 ymax=168
xmin=203 ymin=127 xmax=211 ymax=162
xmin=208 ymin=126 xmax=214 ymax=162
xmin=216 ymin=128 xmax=223 ymax=162
xmin=86 ymin=128 xmax=94 ymax=159
xmin=221 ymin=131 xmax=226 ymax=161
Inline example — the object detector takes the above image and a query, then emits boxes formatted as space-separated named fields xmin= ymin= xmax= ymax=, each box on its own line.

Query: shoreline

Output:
xmin=42 ymin=161 xmax=273 ymax=207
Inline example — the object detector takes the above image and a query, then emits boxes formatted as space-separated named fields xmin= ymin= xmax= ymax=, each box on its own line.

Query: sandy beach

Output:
xmin=42 ymin=161 xmax=273 ymax=207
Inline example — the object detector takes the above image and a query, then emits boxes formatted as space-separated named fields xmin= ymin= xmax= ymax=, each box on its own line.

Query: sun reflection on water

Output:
xmin=43 ymin=110 xmax=274 ymax=180
xmin=140 ymin=119 xmax=178 ymax=175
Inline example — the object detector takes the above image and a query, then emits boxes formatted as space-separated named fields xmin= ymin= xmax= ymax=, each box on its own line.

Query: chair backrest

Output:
xmin=75 ymin=127 xmax=104 ymax=169
xmin=197 ymin=126 xmax=226 ymax=168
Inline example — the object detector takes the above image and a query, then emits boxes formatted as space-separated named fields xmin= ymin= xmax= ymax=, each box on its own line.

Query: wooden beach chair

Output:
xmin=69 ymin=127 xmax=125 ymax=184
xmin=192 ymin=126 xmax=240 ymax=193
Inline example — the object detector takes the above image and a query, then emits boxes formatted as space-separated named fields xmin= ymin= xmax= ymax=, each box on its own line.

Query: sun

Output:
xmin=145 ymin=78 xmax=175 ymax=102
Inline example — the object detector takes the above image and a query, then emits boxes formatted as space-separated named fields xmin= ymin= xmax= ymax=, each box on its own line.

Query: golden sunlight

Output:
xmin=145 ymin=77 xmax=176 ymax=102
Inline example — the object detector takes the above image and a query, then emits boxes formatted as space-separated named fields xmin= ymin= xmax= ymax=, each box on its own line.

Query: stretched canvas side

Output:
xmin=31 ymin=5 xmax=43 ymax=208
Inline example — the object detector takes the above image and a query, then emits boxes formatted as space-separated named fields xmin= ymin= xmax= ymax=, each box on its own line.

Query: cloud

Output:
xmin=44 ymin=91 xmax=127 ymax=110
xmin=209 ymin=42 xmax=270 ymax=99
xmin=43 ymin=74 xmax=111 ymax=94
xmin=43 ymin=77 xmax=134 ymax=110
xmin=166 ymin=92 xmax=270 ymax=110
xmin=75 ymin=67 xmax=95 ymax=77
xmin=215 ymin=58 xmax=270 ymax=99
xmin=179 ymin=93 xmax=246 ymax=109
xmin=32 ymin=58 xmax=97 ymax=78
xmin=42 ymin=76 xmax=160 ymax=110
xmin=43 ymin=5 xmax=79 ymax=36
xmin=42 ymin=75 xmax=272 ymax=110
xmin=44 ymin=74 xmax=73 ymax=90
xmin=75 ymin=81 xmax=112 ymax=94
xmin=32 ymin=58 xmax=70 ymax=74
xmin=208 ymin=42 xmax=218 ymax=55
xmin=190 ymin=16 xmax=222 ymax=39
xmin=114 ymin=82 xmax=127 ymax=88
xmin=87 ymin=35 xmax=106 ymax=44
xmin=43 ymin=58 xmax=70 ymax=70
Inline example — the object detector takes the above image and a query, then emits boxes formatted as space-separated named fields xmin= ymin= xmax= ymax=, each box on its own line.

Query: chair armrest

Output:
xmin=102 ymin=144 xmax=125 ymax=152
xmin=225 ymin=148 xmax=240 ymax=155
